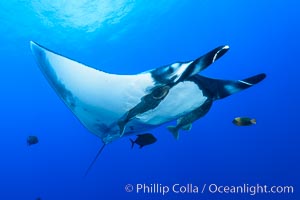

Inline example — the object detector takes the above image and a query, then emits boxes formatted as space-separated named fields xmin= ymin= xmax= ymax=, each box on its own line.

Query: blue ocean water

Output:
xmin=0 ymin=0 xmax=298 ymax=200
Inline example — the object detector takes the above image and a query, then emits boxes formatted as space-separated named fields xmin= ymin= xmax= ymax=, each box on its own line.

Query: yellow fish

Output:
xmin=232 ymin=117 xmax=256 ymax=126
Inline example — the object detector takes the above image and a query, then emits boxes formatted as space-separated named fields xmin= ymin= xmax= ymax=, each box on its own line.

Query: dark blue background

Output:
xmin=0 ymin=1 xmax=298 ymax=199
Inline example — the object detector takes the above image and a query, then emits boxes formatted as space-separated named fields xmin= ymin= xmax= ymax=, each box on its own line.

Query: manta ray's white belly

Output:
xmin=136 ymin=81 xmax=207 ymax=125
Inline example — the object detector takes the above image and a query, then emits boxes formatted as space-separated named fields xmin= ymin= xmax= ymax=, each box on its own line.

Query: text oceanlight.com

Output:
xmin=124 ymin=183 xmax=294 ymax=196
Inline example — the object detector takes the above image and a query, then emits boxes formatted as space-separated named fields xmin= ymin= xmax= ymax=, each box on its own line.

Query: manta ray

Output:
xmin=30 ymin=41 xmax=266 ymax=174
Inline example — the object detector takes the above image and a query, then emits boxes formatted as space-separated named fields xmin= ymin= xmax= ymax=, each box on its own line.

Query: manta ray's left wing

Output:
xmin=30 ymin=41 xmax=155 ymax=142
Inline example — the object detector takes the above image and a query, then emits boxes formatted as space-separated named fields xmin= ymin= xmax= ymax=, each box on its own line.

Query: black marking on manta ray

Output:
xmin=55 ymin=81 xmax=76 ymax=109
xmin=150 ymin=63 xmax=181 ymax=84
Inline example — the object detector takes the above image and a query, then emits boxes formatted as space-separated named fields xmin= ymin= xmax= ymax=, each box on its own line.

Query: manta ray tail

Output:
xmin=167 ymin=126 xmax=179 ymax=140
xmin=192 ymin=73 xmax=266 ymax=100
xmin=84 ymin=143 xmax=106 ymax=177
